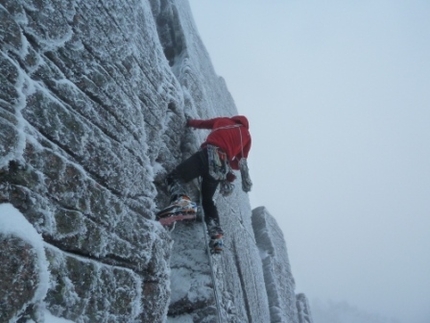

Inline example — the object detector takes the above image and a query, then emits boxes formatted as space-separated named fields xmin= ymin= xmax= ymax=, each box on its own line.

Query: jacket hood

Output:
xmin=231 ymin=115 xmax=249 ymax=129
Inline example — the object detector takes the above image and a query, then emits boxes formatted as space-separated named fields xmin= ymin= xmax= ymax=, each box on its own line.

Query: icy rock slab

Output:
xmin=252 ymin=206 xmax=299 ymax=323
xmin=44 ymin=246 xmax=146 ymax=323
xmin=0 ymin=203 xmax=49 ymax=323
xmin=0 ymin=235 xmax=41 ymax=322
xmin=167 ymin=221 xmax=218 ymax=322
xmin=296 ymin=293 xmax=314 ymax=323
xmin=0 ymin=0 xmax=175 ymax=321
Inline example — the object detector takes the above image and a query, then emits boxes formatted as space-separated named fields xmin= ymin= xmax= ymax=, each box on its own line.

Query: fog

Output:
xmin=188 ymin=1 xmax=430 ymax=323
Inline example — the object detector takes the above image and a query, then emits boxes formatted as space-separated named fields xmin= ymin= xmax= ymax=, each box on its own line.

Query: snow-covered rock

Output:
xmin=0 ymin=0 xmax=313 ymax=322
xmin=0 ymin=203 xmax=49 ymax=323
xmin=297 ymin=293 xmax=314 ymax=323
xmin=252 ymin=206 xmax=305 ymax=323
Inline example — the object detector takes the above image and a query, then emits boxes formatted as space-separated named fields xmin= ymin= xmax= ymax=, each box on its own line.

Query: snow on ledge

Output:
xmin=0 ymin=203 xmax=50 ymax=306
xmin=43 ymin=311 xmax=76 ymax=323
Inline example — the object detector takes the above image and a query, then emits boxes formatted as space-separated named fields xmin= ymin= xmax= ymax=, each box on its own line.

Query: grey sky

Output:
xmin=188 ymin=1 xmax=430 ymax=323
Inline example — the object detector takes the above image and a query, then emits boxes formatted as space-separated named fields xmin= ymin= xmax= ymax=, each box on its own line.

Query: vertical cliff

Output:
xmin=0 ymin=0 xmax=313 ymax=322
xmin=252 ymin=207 xmax=314 ymax=323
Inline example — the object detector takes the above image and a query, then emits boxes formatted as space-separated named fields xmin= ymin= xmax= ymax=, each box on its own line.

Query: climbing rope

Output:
xmin=196 ymin=179 xmax=223 ymax=323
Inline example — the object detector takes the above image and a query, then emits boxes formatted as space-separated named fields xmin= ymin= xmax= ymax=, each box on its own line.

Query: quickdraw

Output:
xmin=207 ymin=145 xmax=231 ymax=180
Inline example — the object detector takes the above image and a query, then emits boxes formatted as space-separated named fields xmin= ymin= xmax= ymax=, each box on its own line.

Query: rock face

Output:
xmin=0 ymin=0 xmax=313 ymax=322
xmin=1 ymin=0 xmax=175 ymax=321
xmin=297 ymin=293 xmax=314 ymax=323
xmin=252 ymin=206 xmax=311 ymax=323
xmin=0 ymin=236 xmax=39 ymax=323
xmin=0 ymin=203 xmax=50 ymax=323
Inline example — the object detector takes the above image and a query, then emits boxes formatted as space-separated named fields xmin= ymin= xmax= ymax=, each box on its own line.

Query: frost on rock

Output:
xmin=252 ymin=206 xmax=299 ymax=323
xmin=44 ymin=245 xmax=144 ymax=323
xmin=0 ymin=203 xmax=49 ymax=322
xmin=1 ymin=0 xmax=313 ymax=322
xmin=1 ymin=0 xmax=173 ymax=322
xmin=296 ymin=293 xmax=314 ymax=323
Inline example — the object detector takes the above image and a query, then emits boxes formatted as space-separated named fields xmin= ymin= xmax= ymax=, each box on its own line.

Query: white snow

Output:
xmin=0 ymin=203 xmax=50 ymax=319
xmin=43 ymin=310 xmax=75 ymax=323
xmin=25 ymin=313 xmax=76 ymax=323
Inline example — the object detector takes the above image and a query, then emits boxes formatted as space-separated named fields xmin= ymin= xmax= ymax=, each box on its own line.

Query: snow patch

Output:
xmin=43 ymin=310 xmax=76 ymax=323
xmin=0 ymin=203 xmax=50 ymax=308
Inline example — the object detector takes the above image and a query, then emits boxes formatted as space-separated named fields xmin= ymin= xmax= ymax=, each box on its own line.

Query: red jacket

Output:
xmin=188 ymin=116 xmax=251 ymax=170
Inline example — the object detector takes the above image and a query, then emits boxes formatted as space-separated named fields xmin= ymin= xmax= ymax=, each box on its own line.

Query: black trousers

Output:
xmin=167 ymin=149 xmax=220 ymax=226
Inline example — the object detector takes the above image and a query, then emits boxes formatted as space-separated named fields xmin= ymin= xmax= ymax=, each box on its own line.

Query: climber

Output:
xmin=158 ymin=115 xmax=252 ymax=253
